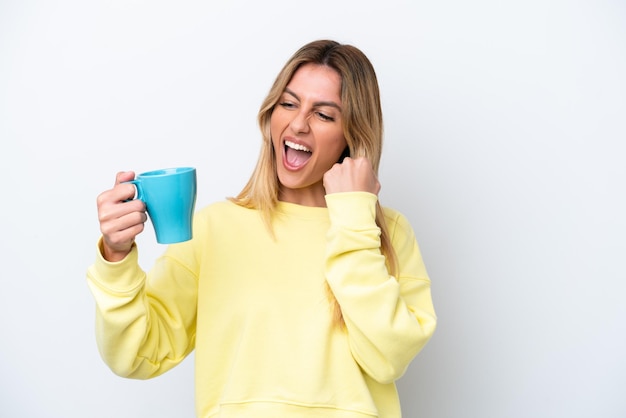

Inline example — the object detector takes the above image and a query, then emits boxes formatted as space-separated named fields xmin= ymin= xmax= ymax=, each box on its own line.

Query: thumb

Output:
xmin=115 ymin=171 xmax=136 ymax=185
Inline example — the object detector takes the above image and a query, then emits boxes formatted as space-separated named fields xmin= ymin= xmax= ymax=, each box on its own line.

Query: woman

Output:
xmin=88 ymin=39 xmax=436 ymax=418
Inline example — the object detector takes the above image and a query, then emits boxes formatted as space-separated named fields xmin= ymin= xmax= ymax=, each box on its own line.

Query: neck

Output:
xmin=278 ymin=184 xmax=327 ymax=207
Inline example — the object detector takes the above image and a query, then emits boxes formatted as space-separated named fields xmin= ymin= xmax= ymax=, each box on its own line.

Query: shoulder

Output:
xmin=381 ymin=205 xmax=429 ymax=279
xmin=195 ymin=199 xmax=253 ymax=217
xmin=381 ymin=205 xmax=422 ymax=253
xmin=381 ymin=206 xmax=413 ymax=233
xmin=188 ymin=200 xmax=266 ymax=248
xmin=192 ymin=200 xmax=259 ymax=228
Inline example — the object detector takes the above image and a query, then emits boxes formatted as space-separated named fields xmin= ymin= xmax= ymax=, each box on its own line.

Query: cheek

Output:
xmin=328 ymin=132 xmax=348 ymax=159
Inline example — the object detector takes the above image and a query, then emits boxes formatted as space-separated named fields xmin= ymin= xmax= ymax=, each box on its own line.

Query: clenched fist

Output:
xmin=323 ymin=157 xmax=381 ymax=196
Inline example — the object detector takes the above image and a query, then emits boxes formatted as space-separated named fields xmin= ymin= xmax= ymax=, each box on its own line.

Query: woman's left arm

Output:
xmin=324 ymin=191 xmax=437 ymax=384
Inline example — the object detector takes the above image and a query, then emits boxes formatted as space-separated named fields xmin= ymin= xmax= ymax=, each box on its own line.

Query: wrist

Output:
xmin=100 ymin=239 xmax=133 ymax=262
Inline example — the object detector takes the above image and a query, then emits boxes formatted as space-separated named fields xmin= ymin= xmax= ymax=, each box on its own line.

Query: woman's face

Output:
xmin=271 ymin=63 xmax=347 ymax=207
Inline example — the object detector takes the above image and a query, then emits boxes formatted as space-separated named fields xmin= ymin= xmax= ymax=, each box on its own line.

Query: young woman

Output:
xmin=88 ymin=39 xmax=436 ymax=418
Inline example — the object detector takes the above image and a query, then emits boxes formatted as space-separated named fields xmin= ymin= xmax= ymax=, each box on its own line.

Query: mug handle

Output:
xmin=123 ymin=179 xmax=143 ymax=202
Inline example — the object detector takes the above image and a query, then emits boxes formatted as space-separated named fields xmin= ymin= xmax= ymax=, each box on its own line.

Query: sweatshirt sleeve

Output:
xmin=86 ymin=238 xmax=198 ymax=379
xmin=324 ymin=192 xmax=437 ymax=384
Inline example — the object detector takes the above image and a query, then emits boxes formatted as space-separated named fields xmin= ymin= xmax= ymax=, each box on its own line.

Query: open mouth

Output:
xmin=284 ymin=140 xmax=312 ymax=168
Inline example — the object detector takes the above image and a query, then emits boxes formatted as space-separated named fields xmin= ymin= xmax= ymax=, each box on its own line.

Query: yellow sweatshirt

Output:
xmin=87 ymin=192 xmax=436 ymax=418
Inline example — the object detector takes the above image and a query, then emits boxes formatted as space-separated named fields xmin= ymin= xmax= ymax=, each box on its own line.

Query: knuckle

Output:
xmin=97 ymin=207 xmax=112 ymax=223
xmin=100 ymin=223 xmax=115 ymax=237
xmin=96 ymin=191 xmax=110 ymax=207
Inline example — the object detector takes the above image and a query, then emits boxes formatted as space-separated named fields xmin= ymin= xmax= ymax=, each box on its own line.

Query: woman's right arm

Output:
xmin=86 ymin=172 xmax=198 ymax=379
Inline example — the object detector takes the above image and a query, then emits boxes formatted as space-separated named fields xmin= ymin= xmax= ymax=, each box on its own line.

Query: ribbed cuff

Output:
xmin=325 ymin=192 xmax=378 ymax=229
xmin=88 ymin=237 xmax=144 ymax=294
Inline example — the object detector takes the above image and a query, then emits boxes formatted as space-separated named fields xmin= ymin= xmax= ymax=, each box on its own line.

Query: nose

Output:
xmin=289 ymin=110 xmax=310 ymax=134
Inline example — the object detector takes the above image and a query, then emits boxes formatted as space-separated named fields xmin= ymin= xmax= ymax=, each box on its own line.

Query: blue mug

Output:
xmin=128 ymin=167 xmax=197 ymax=244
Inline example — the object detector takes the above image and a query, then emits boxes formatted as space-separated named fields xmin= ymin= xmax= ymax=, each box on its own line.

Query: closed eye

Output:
xmin=316 ymin=111 xmax=334 ymax=122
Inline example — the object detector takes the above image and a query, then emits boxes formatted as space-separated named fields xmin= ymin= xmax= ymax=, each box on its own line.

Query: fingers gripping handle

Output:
xmin=124 ymin=180 xmax=143 ymax=202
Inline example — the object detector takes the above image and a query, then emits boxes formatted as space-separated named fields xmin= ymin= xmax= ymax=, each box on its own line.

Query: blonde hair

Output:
xmin=231 ymin=40 xmax=398 ymax=325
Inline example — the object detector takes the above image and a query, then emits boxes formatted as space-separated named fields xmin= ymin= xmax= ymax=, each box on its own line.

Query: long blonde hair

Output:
xmin=231 ymin=40 xmax=398 ymax=324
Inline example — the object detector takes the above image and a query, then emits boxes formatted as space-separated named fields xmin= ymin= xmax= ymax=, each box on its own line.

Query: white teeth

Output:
xmin=285 ymin=140 xmax=311 ymax=153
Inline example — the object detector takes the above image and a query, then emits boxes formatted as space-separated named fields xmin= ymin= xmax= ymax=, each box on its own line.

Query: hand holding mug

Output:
xmin=96 ymin=167 xmax=196 ymax=261
xmin=97 ymin=171 xmax=148 ymax=262
xmin=323 ymin=157 xmax=381 ymax=196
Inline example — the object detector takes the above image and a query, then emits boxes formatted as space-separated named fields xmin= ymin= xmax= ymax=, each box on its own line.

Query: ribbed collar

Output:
xmin=274 ymin=201 xmax=330 ymax=221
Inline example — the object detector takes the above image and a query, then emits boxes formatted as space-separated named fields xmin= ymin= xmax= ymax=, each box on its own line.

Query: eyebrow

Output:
xmin=284 ymin=88 xmax=342 ymax=112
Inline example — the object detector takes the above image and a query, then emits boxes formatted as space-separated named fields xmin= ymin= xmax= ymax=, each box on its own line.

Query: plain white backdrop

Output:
xmin=1 ymin=1 xmax=624 ymax=417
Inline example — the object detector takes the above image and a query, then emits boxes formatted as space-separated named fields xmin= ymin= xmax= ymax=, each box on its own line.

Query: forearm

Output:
xmin=325 ymin=192 xmax=437 ymax=383
xmin=86 ymin=239 xmax=196 ymax=378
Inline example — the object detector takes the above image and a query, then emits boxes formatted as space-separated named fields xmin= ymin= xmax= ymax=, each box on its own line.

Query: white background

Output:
xmin=1 ymin=1 xmax=624 ymax=417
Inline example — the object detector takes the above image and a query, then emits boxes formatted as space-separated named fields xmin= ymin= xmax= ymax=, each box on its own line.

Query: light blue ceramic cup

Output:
xmin=128 ymin=167 xmax=197 ymax=244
